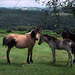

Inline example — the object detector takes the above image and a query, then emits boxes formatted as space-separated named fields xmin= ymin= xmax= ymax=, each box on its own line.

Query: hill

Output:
xmin=0 ymin=8 xmax=75 ymax=30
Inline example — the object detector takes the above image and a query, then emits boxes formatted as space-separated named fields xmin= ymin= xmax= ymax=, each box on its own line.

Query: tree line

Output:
xmin=0 ymin=8 xmax=75 ymax=32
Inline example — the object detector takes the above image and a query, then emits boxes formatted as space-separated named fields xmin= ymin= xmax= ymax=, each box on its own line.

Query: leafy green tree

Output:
xmin=36 ymin=0 xmax=62 ymax=29
xmin=62 ymin=0 xmax=75 ymax=17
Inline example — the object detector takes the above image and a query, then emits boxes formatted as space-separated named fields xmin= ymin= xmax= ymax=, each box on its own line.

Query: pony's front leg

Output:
xmin=51 ymin=48 xmax=56 ymax=64
xmin=7 ymin=47 xmax=12 ymax=64
xmin=30 ymin=46 xmax=33 ymax=63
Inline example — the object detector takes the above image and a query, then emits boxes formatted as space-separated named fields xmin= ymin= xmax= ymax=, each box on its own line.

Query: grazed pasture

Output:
xmin=0 ymin=33 xmax=75 ymax=75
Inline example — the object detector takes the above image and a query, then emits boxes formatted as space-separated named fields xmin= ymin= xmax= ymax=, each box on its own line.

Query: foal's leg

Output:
xmin=6 ymin=46 xmax=12 ymax=63
xmin=30 ymin=46 xmax=33 ymax=63
xmin=51 ymin=48 xmax=56 ymax=64
xmin=73 ymin=53 xmax=75 ymax=62
xmin=66 ymin=50 xmax=73 ymax=67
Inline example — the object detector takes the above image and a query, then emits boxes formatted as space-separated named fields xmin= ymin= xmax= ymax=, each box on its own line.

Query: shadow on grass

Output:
xmin=37 ymin=61 xmax=70 ymax=68
xmin=0 ymin=62 xmax=26 ymax=67
xmin=0 ymin=61 xmax=74 ymax=68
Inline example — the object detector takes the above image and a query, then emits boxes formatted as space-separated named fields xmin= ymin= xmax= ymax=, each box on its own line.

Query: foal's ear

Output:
xmin=40 ymin=34 xmax=43 ymax=37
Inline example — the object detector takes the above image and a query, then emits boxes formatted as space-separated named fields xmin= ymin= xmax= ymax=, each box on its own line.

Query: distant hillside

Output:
xmin=16 ymin=7 xmax=42 ymax=11
xmin=4 ymin=7 xmax=42 ymax=11
xmin=0 ymin=8 xmax=75 ymax=30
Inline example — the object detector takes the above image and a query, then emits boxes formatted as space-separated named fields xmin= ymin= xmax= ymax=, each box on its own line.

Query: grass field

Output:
xmin=0 ymin=33 xmax=75 ymax=75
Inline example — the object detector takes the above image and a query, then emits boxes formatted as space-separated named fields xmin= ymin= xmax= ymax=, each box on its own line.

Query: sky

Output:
xmin=0 ymin=0 xmax=44 ymax=7
xmin=0 ymin=0 xmax=66 ymax=8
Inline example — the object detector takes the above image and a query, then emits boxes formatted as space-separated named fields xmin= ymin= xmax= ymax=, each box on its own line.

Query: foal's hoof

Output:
xmin=73 ymin=60 xmax=75 ymax=62
xmin=65 ymin=63 xmax=68 ymax=66
xmin=70 ymin=64 xmax=72 ymax=68
xmin=27 ymin=62 xmax=30 ymax=64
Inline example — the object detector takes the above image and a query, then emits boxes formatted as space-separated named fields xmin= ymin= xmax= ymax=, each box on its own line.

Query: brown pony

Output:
xmin=3 ymin=27 xmax=41 ymax=64
xmin=38 ymin=34 xmax=75 ymax=67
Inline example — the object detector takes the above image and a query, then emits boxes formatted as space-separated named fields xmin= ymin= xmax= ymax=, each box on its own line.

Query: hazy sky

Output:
xmin=0 ymin=0 xmax=66 ymax=8
xmin=0 ymin=0 xmax=43 ymax=7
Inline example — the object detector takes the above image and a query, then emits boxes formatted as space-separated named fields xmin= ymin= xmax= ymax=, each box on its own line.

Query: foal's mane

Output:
xmin=42 ymin=34 xmax=58 ymax=41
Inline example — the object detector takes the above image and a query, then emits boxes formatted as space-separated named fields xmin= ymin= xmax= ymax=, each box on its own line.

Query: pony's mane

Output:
xmin=30 ymin=27 xmax=41 ymax=39
xmin=42 ymin=34 xmax=57 ymax=41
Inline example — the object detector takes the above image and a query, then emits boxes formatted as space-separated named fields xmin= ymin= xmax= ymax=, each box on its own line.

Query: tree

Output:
xmin=36 ymin=0 xmax=75 ymax=30
xmin=62 ymin=0 xmax=75 ymax=17
xmin=36 ymin=0 xmax=62 ymax=29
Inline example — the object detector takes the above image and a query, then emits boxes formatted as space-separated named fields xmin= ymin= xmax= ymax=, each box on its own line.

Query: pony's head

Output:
xmin=31 ymin=27 xmax=41 ymax=40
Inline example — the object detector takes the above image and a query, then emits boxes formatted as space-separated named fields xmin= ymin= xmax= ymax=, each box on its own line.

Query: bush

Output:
xmin=6 ymin=29 xmax=12 ymax=33
xmin=56 ymin=29 xmax=63 ymax=34
xmin=70 ymin=27 xmax=75 ymax=33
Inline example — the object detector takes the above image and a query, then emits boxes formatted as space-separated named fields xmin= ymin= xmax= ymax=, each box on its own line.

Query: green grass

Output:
xmin=0 ymin=33 xmax=75 ymax=75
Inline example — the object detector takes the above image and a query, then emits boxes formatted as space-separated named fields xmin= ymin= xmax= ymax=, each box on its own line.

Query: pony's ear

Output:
xmin=34 ymin=27 xmax=37 ymax=29
xmin=34 ymin=27 xmax=42 ymax=33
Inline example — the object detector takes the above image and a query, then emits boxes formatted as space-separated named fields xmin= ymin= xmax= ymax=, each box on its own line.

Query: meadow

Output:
xmin=0 ymin=30 xmax=75 ymax=75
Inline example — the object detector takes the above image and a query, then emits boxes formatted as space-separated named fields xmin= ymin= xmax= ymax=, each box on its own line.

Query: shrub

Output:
xmin=56 ymin=29 xmax=63 ymax=34
xmin=6 ymin=29 xmax=12 ymax=33
xmin=70 ymin=27 xmax=75 ymax=33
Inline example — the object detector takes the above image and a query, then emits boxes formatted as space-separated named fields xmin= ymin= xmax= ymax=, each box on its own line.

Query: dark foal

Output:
xmin=3 ymin=27 xmax=41 ymax=64
xmin=62 ymin=30 xmax=75 ymax=62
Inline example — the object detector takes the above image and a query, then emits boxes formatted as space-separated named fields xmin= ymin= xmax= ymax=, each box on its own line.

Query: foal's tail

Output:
xmin=71 ymin=42 xmax=75 ymax=54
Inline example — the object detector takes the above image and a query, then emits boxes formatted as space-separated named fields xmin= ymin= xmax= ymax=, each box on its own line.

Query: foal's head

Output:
xmin=38 ymin=34 xmax=57 ymax=45
xmin=38 ymin=34 xmax=50 ymax=45
xmin=31 ymin=27 xmax=41 ymax=40
xmin=38 ymin=35 xmax=45 ymax=45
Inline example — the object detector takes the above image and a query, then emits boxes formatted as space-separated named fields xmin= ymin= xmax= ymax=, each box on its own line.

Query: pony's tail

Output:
xmin=3 ymin=37 xmax=16 ymax=47
xmin=71 ymin=42 xmax=75 ymax=54
xmin=3 ymin=37 xmax=7 ymax=46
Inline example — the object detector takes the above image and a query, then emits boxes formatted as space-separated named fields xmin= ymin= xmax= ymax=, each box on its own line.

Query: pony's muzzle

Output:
xmin=36 ymin=38 xmax=38 ymax=40
xmin=38 ymin=42 xmax=41 ymax=45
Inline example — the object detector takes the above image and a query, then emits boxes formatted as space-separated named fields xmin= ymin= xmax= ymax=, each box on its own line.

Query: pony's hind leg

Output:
xmin=27 ymin=46 xmax=33 ymax=64
xmin=7 ymin=47 xmax=12 ymax=63
xmin=27 ymin=48 xmax=30 ymax=64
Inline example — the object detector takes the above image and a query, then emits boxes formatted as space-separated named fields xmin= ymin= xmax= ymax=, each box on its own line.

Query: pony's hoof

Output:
xmin=7 ymin=62 xmax=12 ymax=64
xmin=27 ymin=61 xmax=30 ymax=64
xmin=30 ymin=60 xmax=33 ymax=63
xmin=73 ymin=60 xmax=75 ymax=62
xmin=52 ymin=61 xmax=55 ymax=64
xmin=30 ymin=61 xmax=33 ymax=64
xmin=52 ymin=62 xmax=54 ymax=64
